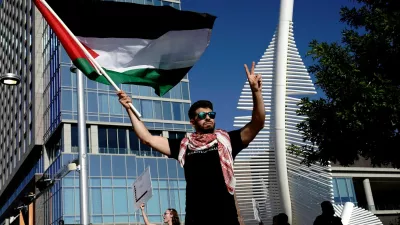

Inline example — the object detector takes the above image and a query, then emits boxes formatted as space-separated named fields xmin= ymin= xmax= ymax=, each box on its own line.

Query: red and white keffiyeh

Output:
xmin=178 ymin=129 xmax=236 ymax=195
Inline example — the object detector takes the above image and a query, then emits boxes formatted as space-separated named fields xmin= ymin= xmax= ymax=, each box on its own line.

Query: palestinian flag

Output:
xmin=34 ymin=0 xmax=216 ymax=96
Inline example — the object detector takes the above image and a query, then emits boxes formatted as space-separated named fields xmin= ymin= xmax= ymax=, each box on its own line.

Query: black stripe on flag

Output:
xmin=47 ymin=0 xmax=216 ymax=39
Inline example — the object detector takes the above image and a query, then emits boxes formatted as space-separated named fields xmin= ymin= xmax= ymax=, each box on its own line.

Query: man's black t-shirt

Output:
xmin=168 ymin=129 xmax=247 ymax=225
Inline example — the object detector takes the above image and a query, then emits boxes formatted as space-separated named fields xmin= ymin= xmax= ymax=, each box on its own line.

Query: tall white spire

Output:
xmin=233 ymin=1 xmax=333 ymax=224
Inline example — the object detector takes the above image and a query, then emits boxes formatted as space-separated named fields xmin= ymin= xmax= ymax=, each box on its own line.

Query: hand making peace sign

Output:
xmin=244 ymin=61 xmax=262 ymax=93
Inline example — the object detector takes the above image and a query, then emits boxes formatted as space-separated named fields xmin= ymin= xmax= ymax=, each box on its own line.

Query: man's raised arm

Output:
xmin=117 ymin=91 xmax=171 ymax=156
xmin=240 ymin=62 xmax=266 ymax=146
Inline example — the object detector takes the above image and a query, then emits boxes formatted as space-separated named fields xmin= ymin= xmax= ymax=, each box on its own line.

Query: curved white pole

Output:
xmin=274 ymin=0 xmax=294 ymax=223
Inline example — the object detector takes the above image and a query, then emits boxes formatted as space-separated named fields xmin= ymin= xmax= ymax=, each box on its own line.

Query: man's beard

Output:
xmin=196 ymin=123 xmax=215 ymax=134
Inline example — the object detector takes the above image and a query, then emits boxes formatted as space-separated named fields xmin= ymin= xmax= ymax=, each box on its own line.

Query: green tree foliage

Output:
xmin=289 ymin=0 xmax=400 ymax=168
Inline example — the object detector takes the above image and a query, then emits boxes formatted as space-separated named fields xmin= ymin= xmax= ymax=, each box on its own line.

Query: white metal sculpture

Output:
xmin=233 ymin=0 xmax=333 ymax=224
xmin=334 ymin=203 xmax=383 ymax=225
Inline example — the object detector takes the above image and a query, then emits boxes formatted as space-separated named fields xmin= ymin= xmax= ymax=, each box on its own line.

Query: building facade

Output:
xmin=331 ymin=160 xmax=400 ymax=225
xmin=0 ymin=0 xmax=190 ymax=224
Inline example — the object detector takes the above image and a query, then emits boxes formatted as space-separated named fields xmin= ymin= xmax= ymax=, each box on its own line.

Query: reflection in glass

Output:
xmin=101 ymin=155 xmax=112 ymax=176
xmin=102 ymin=188 xmax=113 ymax=214
xmin=113 ymin=188 xmax=128 ymax=214
xmin=112 ymin=156 xmax=126 ymax=176
xmin=98 ymin=93 xmax=109 ymax=114
xmin=162 ymin=102 xmax=172 ymax=120
xmin=172 ymin=102 xmax=182 ymax=121
xmin=90 ymin=188 xmax=102 ymax=214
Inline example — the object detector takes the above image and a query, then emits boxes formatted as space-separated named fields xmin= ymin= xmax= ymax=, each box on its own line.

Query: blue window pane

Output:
xmin=91 ymin=188 xmax=102 ymax=214
xmin=154 ymin=0 xmax=162 ymax=6
xmin=118 ymin=128 xmax=127 ymax=149
xmin=139 ymin=86 xmax=151 ymax=96
xmin=346 ymin=178 xmax=355 ymax=197
xmin=113 ymin=188 xmax=128 ymax=214
xmin=159 ymin=180 xmax=168 ymax=188
xmin=337 ymin=178 xmax=349 ymax=197
xmin=60 ymin=46 xmax=71 ymax=63
xmin=170 ymin=189 xmax=180 ymax=213
xmin=132 ymin=85 xmax=139 ymax=95
xmin=90 ymin=178 xmax=101 ymax=186
xmin=63 ymin=177 xmax=74 ymax=186
xmin=87 ymin=92 xmax=98 ymax=113
xmin=89 ymin=155 xmax=100 ymax=176
xmin=63 ymin=188 xmax=74 ymax=215
xmin=101 ymin=155 xmax=112 ymax=176
xmin=179 ymin=190 xmax=186 ymax=215
xmin=114 ymin=178 xmax=127 ymax=186
xmin=98 ymin=128 xmax=107 ymax=149
xmin=162 ymin=102 xmax=172 ymax=120
xmin=144 ymin=158 xmax=158 ymax=178
xmin=126 ymin=156 xmax=137 ymax=177
xmin=160 ymin=189 xmax=170 ymax=210
xmin=181 ymin=82 xmax=189 ymax=100
xmin=103 ymin=216 xmax=113 ymax=223
xmin=178 ymin=180 xmax=186 ymax=188
xmin=98 ymin=93 xmax=109 ymax=114
xmin=127 ymin=186 xmax=135 ymax=214
xmin=133 ymin=99 xmax=141 ymax=114
xmin=129 ymin=130 xmax=140 ymax=152
xmin=112 ymin=156 xmax=126 ymax=176
xmin=172 ymin=103 xmax=182 ymax=121
xmin=61 ymin=66 xmax=72 ymax=87
xmin=145 ymin=0 xmax=153 ymax=5
xmin=157 ymin=158 xmax=168 ymax=178
xmin=87 ymin=78 xmax=97 ymax=89
xmin=137 ymin=158 xmax=145 ymax=175
xmin=62 ymin=90 xmax=72 ymax=111
xmin=154 ymin=101 xmax=162 ymax=120
xmin=102 ymin=178 xmax=112 ymax=186
xmin=108 ymin=128 xmax=118 ymax=149
xmin=148 ymin=191 xmax=160 ymax=216
xmin=102 ymin=188 xmax=113 ymax=214
xmin=177 ymin=166 xmax=185 ymax=179
xmin=168 ymin=160 xmax=178 ymax=178
xmin=183 ymin=103 xmax=190 ymax=121
xmin=64 ymin=216 xmax=75 ymax=225
xmin=72 ymin=91 xmax=77 ymax=112
xmin=74 ymin=188 xmax=80 ymax=214
xmin=141 ymin=100 xmax=153 ymax=119
xmin=91 ymin=216 xmax=102 ymax=223
xmin=115 ymin=216 xmax=129 ymax=223
xmin=109 ymin=94 xmax=123 ymax=115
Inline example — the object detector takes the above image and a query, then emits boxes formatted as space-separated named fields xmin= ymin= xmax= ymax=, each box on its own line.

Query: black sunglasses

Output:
xmin=196 ymin=112 xmax=216 ymax=120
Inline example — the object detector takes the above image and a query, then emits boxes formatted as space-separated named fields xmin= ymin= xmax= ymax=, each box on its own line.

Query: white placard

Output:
xmin=252 ymin=198 xmax=261 ymax=222
xmin=132 ymin=167 xmax=153 ymax=210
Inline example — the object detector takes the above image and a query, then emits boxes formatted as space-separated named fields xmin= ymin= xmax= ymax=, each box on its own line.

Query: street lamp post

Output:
xmin=70 ymin=66 xmax=90 ymax=225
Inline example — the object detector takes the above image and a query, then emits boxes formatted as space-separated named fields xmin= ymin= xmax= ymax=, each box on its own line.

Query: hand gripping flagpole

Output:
xmin=40 ymin=0 xmax=142 ymax=119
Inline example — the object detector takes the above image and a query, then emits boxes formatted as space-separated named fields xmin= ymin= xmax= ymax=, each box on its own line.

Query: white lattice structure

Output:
xmin=334 ymin=204 xmax=383 ymax=225
xmin=233 ymin=0 xmax=333 ymax=224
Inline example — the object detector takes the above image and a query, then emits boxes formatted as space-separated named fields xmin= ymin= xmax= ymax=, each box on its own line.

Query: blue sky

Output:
xmin=182 ymin=0 xmax=355 ymax=131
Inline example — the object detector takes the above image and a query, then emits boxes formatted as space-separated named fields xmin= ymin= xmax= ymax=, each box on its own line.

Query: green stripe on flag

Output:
xmin=73 ymin=58 xmax=191 ymax=96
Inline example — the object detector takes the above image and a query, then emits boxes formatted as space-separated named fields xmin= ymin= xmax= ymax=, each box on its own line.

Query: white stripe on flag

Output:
xmin=77 ymin=28 xmax=211 ymax=72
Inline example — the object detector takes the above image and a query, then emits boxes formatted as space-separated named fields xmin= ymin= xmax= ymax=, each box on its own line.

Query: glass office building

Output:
xmin=1 ymin=0 xmax=190 ymax=224
xmin=43 ymin=153 xmax=186 ymax=225
xmin=41 ymin=0 xmax=189 ymax=224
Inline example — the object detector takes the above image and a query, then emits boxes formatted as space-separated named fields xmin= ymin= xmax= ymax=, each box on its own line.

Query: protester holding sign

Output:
xmin=118 ymin=62 xmax=265 ymax=225
xmin=140 ymin=203 xmax=181 ymax=225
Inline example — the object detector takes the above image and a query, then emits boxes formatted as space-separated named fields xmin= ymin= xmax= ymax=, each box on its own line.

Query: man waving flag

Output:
xmin=34 ymin=0 xmax=216 ymax=96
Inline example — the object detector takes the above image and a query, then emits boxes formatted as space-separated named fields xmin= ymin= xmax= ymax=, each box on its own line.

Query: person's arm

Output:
xmin=140 ymin=203 xmax=156 ymax=225
xmin=118 ymin=91 xmax=171 ymax=156
xmin=240 ymin=62 xmax=265 ymax=146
